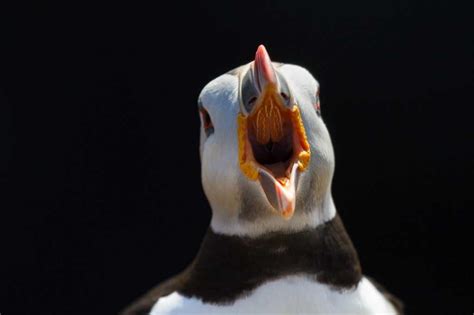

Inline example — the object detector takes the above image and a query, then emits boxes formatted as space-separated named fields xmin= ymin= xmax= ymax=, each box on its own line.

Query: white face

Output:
xmin=198 ymin=63 xmax=336 ymax=237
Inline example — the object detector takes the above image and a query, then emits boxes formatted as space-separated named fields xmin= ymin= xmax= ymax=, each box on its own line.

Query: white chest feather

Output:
xmin=150 ymin=276 xmax=396 ymax=315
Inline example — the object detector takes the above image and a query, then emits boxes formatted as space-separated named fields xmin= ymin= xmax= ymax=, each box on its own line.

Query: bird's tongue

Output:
xmin=258 ymin=163 xmax=298 ymax=219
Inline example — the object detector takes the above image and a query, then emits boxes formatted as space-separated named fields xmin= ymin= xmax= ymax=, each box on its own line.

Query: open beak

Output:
xmin=238 ymin=45 xmax=311 ymax=219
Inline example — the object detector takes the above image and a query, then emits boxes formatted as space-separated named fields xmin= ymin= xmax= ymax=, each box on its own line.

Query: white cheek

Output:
xmin=201 ymin=128 xmax=240 ymax=217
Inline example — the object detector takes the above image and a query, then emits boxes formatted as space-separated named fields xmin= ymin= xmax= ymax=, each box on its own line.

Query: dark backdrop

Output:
xmin=1 ymin=1 xmax=472 ymax=314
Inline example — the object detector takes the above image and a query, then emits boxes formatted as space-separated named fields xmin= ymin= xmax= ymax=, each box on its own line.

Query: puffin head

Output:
xmin=198 ymin=45 xmax=335 ymax=236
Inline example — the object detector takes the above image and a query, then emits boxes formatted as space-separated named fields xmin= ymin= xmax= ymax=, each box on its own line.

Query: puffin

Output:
xmin=120 ymin=45 xmax=403 ymax=315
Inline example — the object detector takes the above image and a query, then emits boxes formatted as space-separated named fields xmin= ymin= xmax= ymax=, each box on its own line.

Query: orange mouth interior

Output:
xmin=238 ymin=83 xmax=311 ymax=183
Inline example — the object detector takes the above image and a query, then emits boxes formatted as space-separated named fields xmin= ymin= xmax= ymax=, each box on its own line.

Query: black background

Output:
xmin=1 ymin=1 xmax=473 ymax=314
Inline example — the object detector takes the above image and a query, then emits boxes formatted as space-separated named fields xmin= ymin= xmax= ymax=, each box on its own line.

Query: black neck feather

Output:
xmin=178 ymin=214 xmax=362 ymax=304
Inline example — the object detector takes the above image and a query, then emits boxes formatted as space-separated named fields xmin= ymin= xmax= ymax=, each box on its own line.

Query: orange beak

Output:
xmin=237 ymin=45 xmax=311 ymax=219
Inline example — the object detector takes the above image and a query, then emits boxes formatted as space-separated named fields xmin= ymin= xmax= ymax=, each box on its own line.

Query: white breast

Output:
xmin=150 ymin=276 xmax=397 ymax=314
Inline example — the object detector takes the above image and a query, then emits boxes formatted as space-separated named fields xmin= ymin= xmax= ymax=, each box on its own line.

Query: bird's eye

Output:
xmin=241 ymin=70 xmax=259 ymax=114
xmin=314 ymin=89 xmax=321 ymax=116
xmin=280 ymin=92 xmax=290 ymax=102
xmin=248 ymin=96 xmax=257 ymax=106
xmin=277 ymin=72 xmax=291 ymax=107
xmin=200 ymin=107 xmax=214 ymax=137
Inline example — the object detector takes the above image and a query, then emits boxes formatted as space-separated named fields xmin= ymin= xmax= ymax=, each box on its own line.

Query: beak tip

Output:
xmin=254 ymin=44 xmax=277 ymax=89
xmin=256 ymin=44 xmax=267 ymax=56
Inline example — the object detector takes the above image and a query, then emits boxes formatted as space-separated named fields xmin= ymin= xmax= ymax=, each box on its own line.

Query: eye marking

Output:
xmin=199 ymin=106 xmax=214 ymax=137
xmin=314 ymin=89 xmax=321 ymax=116
xmin=276 ymin=72 xmax=291 ymax=107
xmin=241 ymin=69 xmax=259 ymax=114
xmin=248 ymin=96 xmax=257 ymax=106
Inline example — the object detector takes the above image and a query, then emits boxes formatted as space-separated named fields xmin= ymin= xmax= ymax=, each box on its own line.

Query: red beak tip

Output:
xmin=254 ymin=45 xmax=276 ymax=86
xmin=255 ymin=45 xmax=270 ymax=62
xmin=256 ymin=44 xmax=267 ymax=55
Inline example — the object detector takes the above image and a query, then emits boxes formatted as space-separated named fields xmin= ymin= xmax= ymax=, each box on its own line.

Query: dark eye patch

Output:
xmin=314 ymin=89 xmax=321 ymax=116
xmin=198 ymin=100 xmax=214 ymax=137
